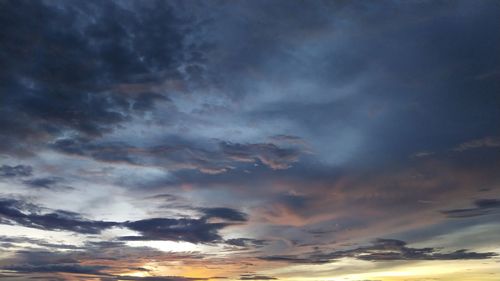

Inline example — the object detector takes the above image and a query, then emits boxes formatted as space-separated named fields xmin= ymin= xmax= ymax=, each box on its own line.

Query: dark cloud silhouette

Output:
xmin=225 ymin=238 xmax=267 ymax=248
xmin=0 ymin=165 xmax=33 ymax=177
xmin=441 ymin=199 xmax=500 ymax=218
xmin=201 ymin=207 xmax=248 ymax=222
xmin=0 ymin=244 xmax=214 ymax=281
xmin=118 ymin=207 xmax=245 ymax=243
xmin=0 ymin=198 xmax=247 ymax=244
xmin=0 ymin=198 xmax=118 ymax=234
xmin=258 ymin=255 xmax=330 ymax=265
xmin=260 ymin=238 xmax=497 ymax=264
xmin=352 ymin=239 xmax=496 ymax=261
xmin=3 ymin=264 xmax=108 ymax=274
xmin=121 ymin=218 xmax=228 ymax=244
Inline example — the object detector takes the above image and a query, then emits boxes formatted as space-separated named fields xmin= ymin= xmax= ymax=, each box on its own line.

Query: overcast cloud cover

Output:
xmin=1 ymin=1 xmax=500 ymax=281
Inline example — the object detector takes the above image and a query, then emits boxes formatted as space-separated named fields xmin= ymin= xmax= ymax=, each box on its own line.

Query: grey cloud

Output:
xmin=0 ymin=165 xmax=33 ymax=178
xmin=260 ymin=238 xmax=497 ymax=264
xmin=2 ymin=264 xmax=108 ymax=275
xmin=0 ymin=198 xmax=247 ymax=244
xmin=0 ymin=0 xmax=500 ymax=279
xmin=225 ymin=238 xmax=267 ymax=248
xmin=22 ymin=177 xmax=71 ymax=190
xmin=120 ymin=218 xmax=228 ymax=244
xmin=201 ymin=207 xmax=248 ymax=222
xmin=453 ymin=137 xmax=500 ymax=152
xmin=441 ymin=199 xmax=500 ymax=218
xmin=0 ymin=236 xmax=82 ymax=250
xmin=51 ymin=137 xmax=302 ymax=173
xmin=0 ymin=0 xmax=199 ymax=156
xmin=203 ymin=0 xmax=500 ymax=165
xmin=120 ymin=207 xmax=247 ymax=243
xmin=257 ymin=255 xmax=329 ymax=265
xmin=1 ymin=244 xmax=212 ymax=280
xmin=219 ymin=142 xmax=300 ymax=170
xmin=0 ymin=198 xmax=118 ymax=234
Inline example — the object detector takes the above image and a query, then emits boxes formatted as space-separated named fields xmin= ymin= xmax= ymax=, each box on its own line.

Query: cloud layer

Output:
xmin=0 ymin=0 xmax=499 ymax=280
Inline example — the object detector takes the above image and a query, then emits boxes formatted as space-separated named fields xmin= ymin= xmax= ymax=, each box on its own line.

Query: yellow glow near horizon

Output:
xmin=260 ymin=257 xmax=500 ymax=281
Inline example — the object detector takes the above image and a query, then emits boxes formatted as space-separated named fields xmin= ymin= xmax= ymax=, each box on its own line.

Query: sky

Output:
xmin=0 ymin=0 xmax=500 ymax=280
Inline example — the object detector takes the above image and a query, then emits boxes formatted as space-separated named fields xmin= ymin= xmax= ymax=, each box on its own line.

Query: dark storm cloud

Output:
xmin=0 ymin=165 xmax=33 ymax=178
xmin=441 ymin=199 xmax=500 ymax=218
xmin=260 ymin=238 xmax=497 ymax=264
xmin=0 ymin=198 xmax=247 ymax=243
xmin=0 ymin=0 xmax=195 ymax=156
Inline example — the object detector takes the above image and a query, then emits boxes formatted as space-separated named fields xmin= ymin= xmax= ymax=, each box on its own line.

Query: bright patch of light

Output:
xmin=125 ymin=240 xmax=198 ymax=252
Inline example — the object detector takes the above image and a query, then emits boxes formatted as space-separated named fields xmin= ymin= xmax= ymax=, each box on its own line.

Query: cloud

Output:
xmin=201 ymin=207 xmax=248 ymax=222
xmin=3 ymin=264 xmax=108 ymax=274
xmin=0 ymin=165 xmax=33 ymax=177
xmin=220 ymin=142 xmax=300 ymax=170
xmin=0 ymin=242 xmax=216 ymax=280
xmin=22 ymin=177 xmax=72 ymax=191
xmin=104 ymin=276 xmax=209 ymax=281
xmin=239 ymin=275 xmax=277 ymax=280
xmin=0 ymin=235 xmax=82 ymax=250
xmin=0 ymin=198 xmax=118 ymax=234
xmin=441 ymin=199 xmax=500 ymax=218
xmin=0 ymin=0 xmax=195 ymax=156
xmin=120 ymin=218 xmax=228 ymax=243
xmin=260 ymin=238 xmax=497 ymax=264
xmin=225 ymin=238 xmax=267 ymax=248
xmin=453 ymin=137 xmax=500 ymax=152
xmin=0 ymin=1 xmax=500 ymax=280
xmin=0 ymin=198 xmax=247 ymax=244
xmin=257 ymin=255 xmax=330 ymax=265
xmin=51 ymin=137 xmax=302 ymax=173
xmin=351 ymin=239 xmax=497 ymax=261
